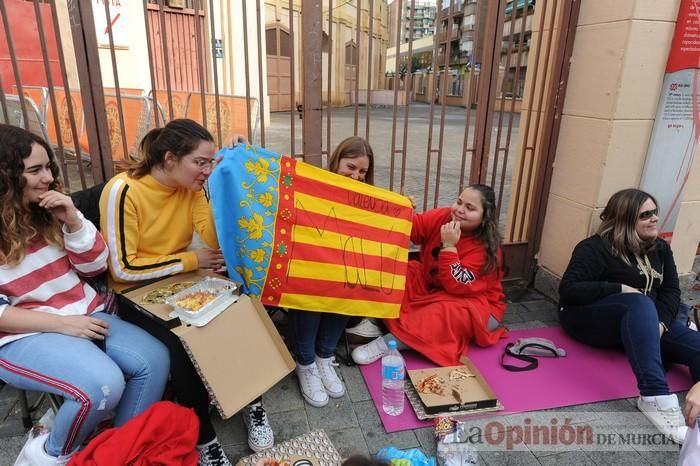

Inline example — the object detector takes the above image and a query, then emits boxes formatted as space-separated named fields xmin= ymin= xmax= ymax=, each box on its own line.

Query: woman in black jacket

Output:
xmin=559 ymin=188 xmax=700 ymax=444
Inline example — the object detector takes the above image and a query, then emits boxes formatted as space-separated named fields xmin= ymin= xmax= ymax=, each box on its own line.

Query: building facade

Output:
xmin=265 ymin=0 xmax=389 ymax=109
xmin=388 ymin=0 xmax=436 ymax=48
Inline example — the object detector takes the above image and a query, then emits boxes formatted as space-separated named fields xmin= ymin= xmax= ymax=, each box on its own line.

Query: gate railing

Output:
xmin=0 ymin=0 xmax=579 ymax=281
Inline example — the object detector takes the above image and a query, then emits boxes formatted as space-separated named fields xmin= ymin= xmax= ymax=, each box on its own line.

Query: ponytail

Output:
xmin=129 ymin=127 xmax=163 ymax=177
xmin=119 ymin=119 xmax=214 ymax=178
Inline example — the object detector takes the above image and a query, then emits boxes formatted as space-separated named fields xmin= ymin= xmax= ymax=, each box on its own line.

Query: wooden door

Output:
xmin=146 ymin=2 xmax=207 ymax=93
xmin=266 ymin=26 xmax=291 ymax=112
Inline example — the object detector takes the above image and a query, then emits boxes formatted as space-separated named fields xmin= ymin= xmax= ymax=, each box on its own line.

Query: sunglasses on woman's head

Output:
xmin=638 ymin=208 xmax=658 ymax=220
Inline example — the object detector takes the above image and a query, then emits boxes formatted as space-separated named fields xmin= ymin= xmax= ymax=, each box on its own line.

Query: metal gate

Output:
xmin=146 ymin=3 xmax=208 ymax=93
xmin=0 ymin=0 xmax=580 ymax=282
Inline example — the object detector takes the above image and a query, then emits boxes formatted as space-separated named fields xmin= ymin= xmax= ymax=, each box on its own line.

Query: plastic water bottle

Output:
xmin=381 ymin=340 xmax=405 ymax=416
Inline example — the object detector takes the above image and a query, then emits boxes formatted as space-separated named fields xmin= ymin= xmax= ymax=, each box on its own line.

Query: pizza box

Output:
xmin=119 ymin=270 xmax=295 ymax=419
xmin=407 ymin=356 xmax=498 ymax=415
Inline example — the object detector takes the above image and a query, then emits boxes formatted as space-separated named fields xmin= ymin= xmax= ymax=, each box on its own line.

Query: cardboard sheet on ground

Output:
xmin=359 ymin=326 xmax=694 ymax=433
xmin=235 ymin=430 xmax=341 ymax=466
xmin=208 ymin=145 xmax=413 ymax=318
xmin=121 ymin=270 xmax=295 ymax=419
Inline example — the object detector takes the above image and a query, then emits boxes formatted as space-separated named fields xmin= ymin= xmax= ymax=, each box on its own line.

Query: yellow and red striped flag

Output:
xmin=208 ymin=145 xmax=412 ymax=318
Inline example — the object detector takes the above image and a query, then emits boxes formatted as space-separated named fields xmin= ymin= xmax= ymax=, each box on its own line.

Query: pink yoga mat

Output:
xmin=358 ymin=326 xmax=694 ymax=433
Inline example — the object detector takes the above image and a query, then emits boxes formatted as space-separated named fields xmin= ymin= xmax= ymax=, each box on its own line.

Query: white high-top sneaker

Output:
xmin=295 ymin=362 xmax=329 ymax=407
xmin=637 ymin=394 xmax=688 ymax=444
xmin=315 ymin=356 xmax=346 ymax=398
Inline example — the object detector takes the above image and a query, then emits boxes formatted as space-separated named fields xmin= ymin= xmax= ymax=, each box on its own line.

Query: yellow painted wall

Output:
xmin=266 ymin=0 xmax=388 ymax=107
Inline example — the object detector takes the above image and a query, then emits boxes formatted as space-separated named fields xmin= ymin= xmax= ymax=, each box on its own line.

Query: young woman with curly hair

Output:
xmin=0 ymin=124 xmax=169 ymax=465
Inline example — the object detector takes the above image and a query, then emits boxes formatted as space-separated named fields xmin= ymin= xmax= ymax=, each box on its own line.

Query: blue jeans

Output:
xmin=677 ymin=302 xmax=693 ymax=326
xmin=289 ymin=310 xmax=349 ymax=365
xmin=0 ymin=312 xmax=169 ymax=457
xmin=560 ymin=293 xmax=700 ymax=396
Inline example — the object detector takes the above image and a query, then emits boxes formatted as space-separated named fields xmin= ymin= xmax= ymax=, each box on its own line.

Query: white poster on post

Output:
xmin=93 ymin=0 xmax=129 ymax=49
xmin=640 ymin=0 xmax=700 ymax=241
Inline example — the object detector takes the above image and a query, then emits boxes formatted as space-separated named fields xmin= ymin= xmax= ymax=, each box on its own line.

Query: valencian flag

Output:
xmin=208 ymin=145 xmax=413 ymax=318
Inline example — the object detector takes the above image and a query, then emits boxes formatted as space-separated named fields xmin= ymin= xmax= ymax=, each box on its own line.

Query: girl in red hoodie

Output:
xmin=352 ymin=184 xmax=506 ymax=366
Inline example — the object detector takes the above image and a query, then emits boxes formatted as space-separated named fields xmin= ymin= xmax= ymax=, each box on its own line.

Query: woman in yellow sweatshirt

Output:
xmin=99 ymin=119 xmax=272 ymax=464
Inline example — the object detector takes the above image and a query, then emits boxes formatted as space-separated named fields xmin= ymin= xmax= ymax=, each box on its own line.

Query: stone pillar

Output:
xmin=536 ymin=0 xmax=700 ymax=296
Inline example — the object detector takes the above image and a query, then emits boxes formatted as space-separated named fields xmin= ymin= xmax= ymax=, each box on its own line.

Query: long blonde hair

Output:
xmin=0 ymin=124 xmax=63 ymax=266
xmin=596 ymin=188 xmax=659 ymax=264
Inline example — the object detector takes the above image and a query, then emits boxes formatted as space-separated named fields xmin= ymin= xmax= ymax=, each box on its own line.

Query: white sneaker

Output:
xmin=242 ymin=402 xmax=274 ymax=452
xmin=637 ymin=394 xmax=688 ymax=444
xmin=14 ymin=432 xmax=71 ymax=466
xmin=351 ymin=336 xmax=389 ymax=365
xmin=315 ymin=356 xmax=346 ymax=398
xmin=295 ymin=362 xmax=329 ymax=407
xmin=346 ymin=319 xmax=384 ymax=339
xmin=197 ymin=438 xmax=232 ymax=466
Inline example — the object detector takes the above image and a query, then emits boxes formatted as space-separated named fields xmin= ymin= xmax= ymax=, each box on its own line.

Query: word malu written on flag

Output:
xmin=208 ymin=145 xmax=413 ymax=319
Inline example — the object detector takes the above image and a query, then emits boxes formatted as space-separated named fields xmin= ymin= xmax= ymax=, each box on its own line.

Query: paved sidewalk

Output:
xmin=3 ymin=283 xmax=697 ymax=466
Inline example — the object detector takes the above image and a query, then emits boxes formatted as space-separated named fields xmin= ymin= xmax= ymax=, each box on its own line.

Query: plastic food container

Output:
xmin=166 ymin=277 xmax=238 ymax=319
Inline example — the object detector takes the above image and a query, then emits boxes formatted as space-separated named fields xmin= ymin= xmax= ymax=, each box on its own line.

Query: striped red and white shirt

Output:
xmin=0 ymin=213 xmax=108 ymax=347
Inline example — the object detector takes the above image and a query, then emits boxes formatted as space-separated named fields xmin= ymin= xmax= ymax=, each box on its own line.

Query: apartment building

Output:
xmin=388 ymin=0 xmax=436 ymax=48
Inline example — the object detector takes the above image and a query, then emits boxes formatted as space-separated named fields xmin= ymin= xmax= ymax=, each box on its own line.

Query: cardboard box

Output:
xmin=120 ymin=270 xmax=296 ymax=419
xmin=407 ymin=356 xmax=498 ymax=415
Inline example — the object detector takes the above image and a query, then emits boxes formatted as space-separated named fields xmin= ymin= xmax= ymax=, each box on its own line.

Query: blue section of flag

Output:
xmin=208 ymin=145 xmax=281 ymax=297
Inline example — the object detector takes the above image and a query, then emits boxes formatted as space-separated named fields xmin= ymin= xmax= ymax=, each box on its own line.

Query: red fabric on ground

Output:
xmin=68 ymin=401 xmax=199 ymax=466
xmin=384 ymin=208 xmax=506 ymax=366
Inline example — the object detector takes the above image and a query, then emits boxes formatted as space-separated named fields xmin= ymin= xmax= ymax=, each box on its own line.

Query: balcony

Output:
xmin=503 ymin=13 xmax=533 ymax=35
xmin=500 ymin=47 xmax=530 ymax=68
xmin=462 ymin=2 xmax=477 ymax=16
xmin=437 ymin=26 xmax=461 ymax=43
xmin=453 ymin=50 xmax=470 ymax=64
xmin=436 ymin=49 xmax=469 ymax=66
xmin=440 ymin=0 xmax=464 ymax=14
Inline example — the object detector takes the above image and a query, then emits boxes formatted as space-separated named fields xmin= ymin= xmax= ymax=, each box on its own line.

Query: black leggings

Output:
xmin=119 ymin=303 xmax=217 ymax=444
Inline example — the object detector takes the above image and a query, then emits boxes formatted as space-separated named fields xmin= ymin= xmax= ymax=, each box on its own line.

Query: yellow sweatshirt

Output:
xmin=99 ymin=172 xmax=219 ymax=291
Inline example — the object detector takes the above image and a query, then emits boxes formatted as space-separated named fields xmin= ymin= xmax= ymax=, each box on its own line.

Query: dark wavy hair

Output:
xmin=122 ymin=118 xmax=214 ymax=178
xmin=597 ymin=188 xmax=659 ymax=263
xmin=466 ymin=184 xmax=501 ymax=274
xmin=0 ymin=124 xmax=63 ymax=265
xmin=328 ymin=136 xmax=375 ymax=185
